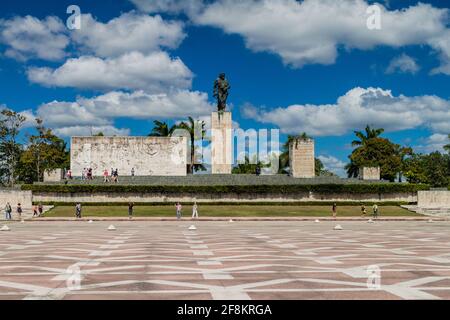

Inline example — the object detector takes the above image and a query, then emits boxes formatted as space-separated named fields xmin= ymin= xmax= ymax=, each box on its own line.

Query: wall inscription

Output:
xmin=71 ymin=136 xmax=187 ymax=176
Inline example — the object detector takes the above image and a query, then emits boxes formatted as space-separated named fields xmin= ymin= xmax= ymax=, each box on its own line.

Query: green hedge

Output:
xmin=22 ymin=183 xmax=429 ymax=194
xmin=35 ymin=201 xmax=413 ymax=206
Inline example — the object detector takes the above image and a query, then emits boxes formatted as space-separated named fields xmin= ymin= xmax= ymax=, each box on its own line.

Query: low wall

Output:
xmin=418 ymin=190 xmax=450 ymax=208
xmin=32 ymin=191 xmax=417 ymax=204
xmin=0 ymin=190 xmax=33 ymax=208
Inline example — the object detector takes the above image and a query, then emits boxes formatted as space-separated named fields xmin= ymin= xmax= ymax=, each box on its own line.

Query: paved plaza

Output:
xmin=1 ymin=220 xmax=450 ymax=300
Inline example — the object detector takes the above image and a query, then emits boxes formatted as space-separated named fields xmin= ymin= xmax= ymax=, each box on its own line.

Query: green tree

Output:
xmin=148 ymin=120 xmax=178 ymax=137
xmin=403 ymin=153 xmax=428 ymax=184
xmin=178 ymin=117 xmax=207 ymax=174
xmin=0 ymin=109 xmax=26 ymax=185
xmin=348 ymin=137 xmax=406 ymax=182
xmin=345 ymin=162 xmax=360 ymax=178
xmin=232 ymin=155 xmax=268 ymax=174
xmin=19 ymin=118 xmax=69 ymax=182
xmin=351 ymin=125 xmax=385 ymax=147
xmin=444 ymin=134 xmax=450 ymax=153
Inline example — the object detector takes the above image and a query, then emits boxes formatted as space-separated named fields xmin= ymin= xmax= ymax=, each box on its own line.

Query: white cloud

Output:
xmin=27 ymin=51 xmax=193 ymax=92
xmin=129 ymin=0 xmax=204 ymax=15
xmin=250 ymin=87 xmax=450 ymax=136
xmin=53 ymin=125 xmax=130 ymax=137
xmin=190 ymin=0 xmax=449 ymax=72
xmin=429 ymin=30 xmax=450 ymax=75
xmin=414 ymin=133 xmax=450 ymax=154
xmin=0 ymin=15 xmax=69 ymax=61
xmin=71 ymin=12 xmax=185 ymax=57
xmin=386 ymin=54 xmax=420 ymax=74
xmin=318 ymin=155 xmax=347 ymax=177
xmin=32 ymin=90 xmax=213 ymax=136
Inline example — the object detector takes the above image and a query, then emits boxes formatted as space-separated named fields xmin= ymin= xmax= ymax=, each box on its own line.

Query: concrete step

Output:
xmin=402 ymin=205 xmax=450 ymax=217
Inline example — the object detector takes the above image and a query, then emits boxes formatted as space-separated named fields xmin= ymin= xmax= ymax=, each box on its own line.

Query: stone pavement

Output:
xmin=0 ymin=220 xmax=450 ymax=300
xmin=12 ymin=216 xmax=446 ymax=222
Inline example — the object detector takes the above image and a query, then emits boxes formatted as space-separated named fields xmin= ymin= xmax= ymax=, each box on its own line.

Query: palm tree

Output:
xmin=148 ymin=120 xmax=178 ymax=137
xmin=444 ymin=134 xmax=450 ymax=153
xmin=178 ymin=117 xmax=206 ymax=174
xmin=351 ymin=125 xmax=384 ymax=147
xmin=345 ymin=161 xmax=359 ymax=178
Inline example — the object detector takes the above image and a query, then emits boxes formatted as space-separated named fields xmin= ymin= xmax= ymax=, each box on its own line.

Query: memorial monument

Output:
xmin=71 ymin=136 xmax=188 ymax=177
xmin=211 ymin=73 xmax=232 ymax=174
xmin=289 ymin=138 xmax=315 ymax=178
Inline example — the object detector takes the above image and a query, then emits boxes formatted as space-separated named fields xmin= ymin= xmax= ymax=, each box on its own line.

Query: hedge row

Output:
xmin=35 ymin=201 xmax=413 ymax=206
xmin=22 ymin=183 xmax=429 ymax=194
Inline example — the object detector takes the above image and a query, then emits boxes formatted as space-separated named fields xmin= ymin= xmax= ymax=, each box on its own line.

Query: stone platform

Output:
xmin=39 ymin=175 xmax=384 ymax=186
xmin=1 ymin=221 xmax=450 ymax=300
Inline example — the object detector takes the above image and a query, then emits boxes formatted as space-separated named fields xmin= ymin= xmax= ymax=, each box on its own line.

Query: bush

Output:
xmin=22 ymin=183 xmax=429 ymax=194
xmin=34 ymin=201 xmax=413 ymax=206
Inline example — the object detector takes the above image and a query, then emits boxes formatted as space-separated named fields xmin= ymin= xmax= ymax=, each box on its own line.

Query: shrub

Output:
xmin=22 ymin=183 xmax=429 ymax=194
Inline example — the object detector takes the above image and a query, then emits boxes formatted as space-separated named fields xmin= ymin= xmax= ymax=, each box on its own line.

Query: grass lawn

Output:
xmin=46 ymin=205 xmax=419 ymax=217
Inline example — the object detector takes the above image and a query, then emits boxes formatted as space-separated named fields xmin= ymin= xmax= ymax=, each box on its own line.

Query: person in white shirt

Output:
xmin=192 ymin=202 xmax=199 ymax=219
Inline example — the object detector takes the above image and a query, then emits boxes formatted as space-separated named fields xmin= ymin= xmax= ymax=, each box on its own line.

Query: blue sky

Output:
xmin=0 ymin=0 xmax=449 ymax=176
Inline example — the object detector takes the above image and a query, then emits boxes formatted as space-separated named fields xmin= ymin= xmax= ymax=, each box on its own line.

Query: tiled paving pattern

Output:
xmin=1 ymin=221 xmax=450 ymax=300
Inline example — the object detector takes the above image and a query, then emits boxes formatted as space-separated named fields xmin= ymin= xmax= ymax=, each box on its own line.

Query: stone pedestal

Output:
xmin=44 ymin=168 xmax=64 ymax=182
xmin=360 ymin=167 xmax=380 ymax=180
xmin=211 ymin=112 xmax=232 ymax=174
xmin=289 ymin=139 xmax=315 ymax=178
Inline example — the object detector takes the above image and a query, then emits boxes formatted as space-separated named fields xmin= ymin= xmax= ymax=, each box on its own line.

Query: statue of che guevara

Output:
xmin=213 ymin=73 xmax=230 ymax=112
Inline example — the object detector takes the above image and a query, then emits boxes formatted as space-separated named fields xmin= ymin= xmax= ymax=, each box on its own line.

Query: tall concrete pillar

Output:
xmin=211 ymin=112 xmax=232 ymax=174
xmin=289 ymin=139 xmax=315 ymax=178
xmin=359 ymin=167 xmax=381 ymax=180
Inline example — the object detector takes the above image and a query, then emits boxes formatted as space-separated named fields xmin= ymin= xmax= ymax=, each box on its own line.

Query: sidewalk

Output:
xmin=11 ymin=216 xmax=448 ymax=222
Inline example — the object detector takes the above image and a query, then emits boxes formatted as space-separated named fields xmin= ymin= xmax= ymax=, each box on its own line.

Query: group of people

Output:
xmin=103 ymin=168 xmax=121 ymax=183
xmin=81 ymin=168 xmax=94 ymax=180
xmin=3 ymin=202 xmax=24 ymax=220
xmin=175 ymin=202 xmax=199 ymax=220
xmin=72 ymin=201 xmax=198 ymax=220
xmin=331 ymin=203 xmax=380 ymax=219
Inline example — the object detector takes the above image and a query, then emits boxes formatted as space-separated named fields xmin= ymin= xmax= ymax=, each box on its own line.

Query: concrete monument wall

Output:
xmin=32 ymin=191 xmax=417 ymax=204
xmin=44 ymin=169 xmax=64 ymax=182
xmin=418 ymin=191 xmax=450 ymax=208
xmin=211 ymin=112 xmax=232 ymax=174
xmin=289 ymin=139 xmax=315 ymax=178
xmin=71 ymin=136 xmax=187 ymax=177
xmin=0 ymin=190 xmax=32 ymax=209
xmin=360 ymin=167 xmax=381 ymax=181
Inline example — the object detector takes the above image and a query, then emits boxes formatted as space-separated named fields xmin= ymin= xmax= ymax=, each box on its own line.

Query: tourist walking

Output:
xmin=113 ymin=169 xmax=119 ymax=183
xmin=32 ymin=205 xmax=39 ymax=218
xmin=128 ymin=202 xmax=134 ymax=219
xmin=17 ymin=203 xmax=22 ymax=220
xmin=103 ymin=169 xmax=109 ymax=183
xmin=373 ymin=204 xmax=379 ymax=219
xmin=75 ymin=203 xmax=82 ymax=219
xmin=192 ymin=202 xmax=199 ymax=219
xmin=38 ymin=203 xmax=44 ymax=217
xmin=131 ymin=168 xmax=135 ymax=177
xmin=332 ymin=203 xmax=337 ymax=219
xmin=4 ymin=202 xmax=12 ymax=220
xmin=81 ymin=168 xmax=86 ymax=180
xmin=361 ymin=204 xmax=367 ymax=217
xmin=175 ymin=202 xmax=182 ymax=220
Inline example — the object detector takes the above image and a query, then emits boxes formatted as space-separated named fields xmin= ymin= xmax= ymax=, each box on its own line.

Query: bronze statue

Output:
xmin=213 ymin=73 xmax=230 ymax=112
